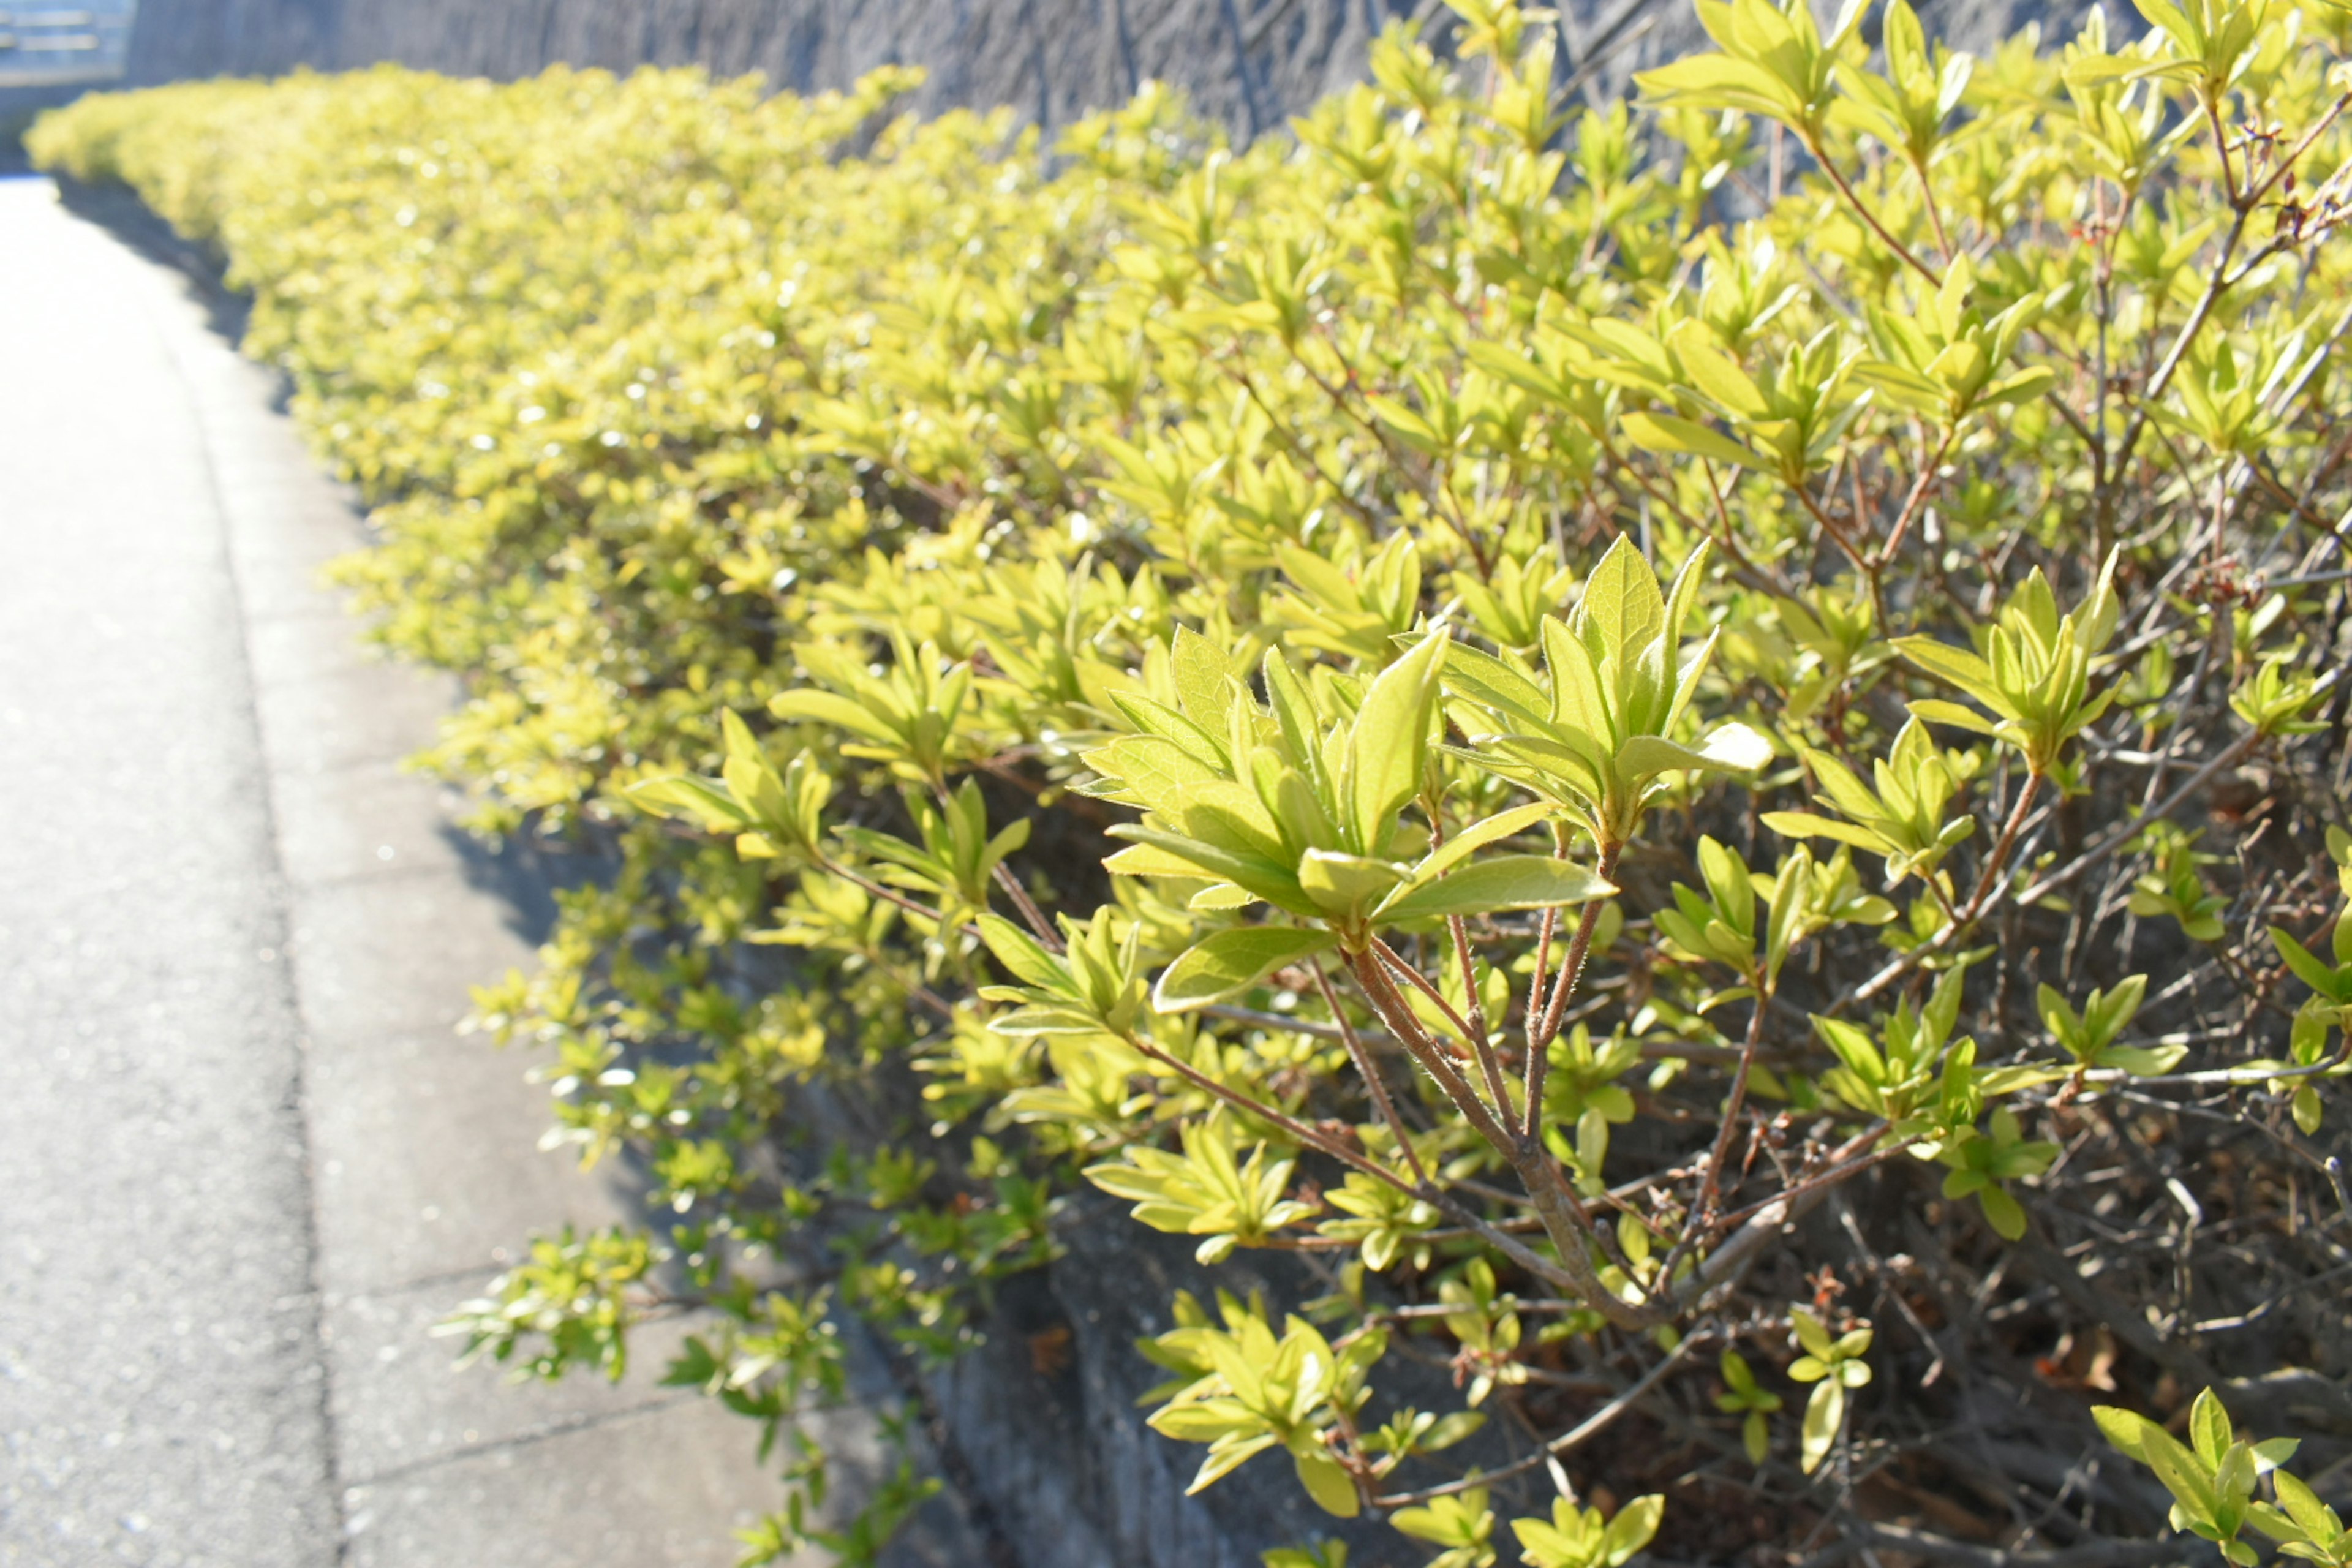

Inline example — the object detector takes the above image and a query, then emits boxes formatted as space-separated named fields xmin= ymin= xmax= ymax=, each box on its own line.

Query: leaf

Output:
xmin=1091 ymin=734 xmax=1224 ymax=814
xmin=1762 ymin=810 xmax=1889 ymax=852
xmin=1800 ymin=1381 xmax=1844 ymax=1474
xmin=978 ymin=913 xmax=1068 ymax=992
xmin=1978 ymin=1183 xmax=2026 ymax=1240
xmin=1765 ymin=844 xmax=1809 ymax=984
xmin=1110 ymin=825 xmax=1303 ymax=912
xmin=1469 ymin=338 xmax=1573 ymax=402
xmin=767 ymin=687 xmax=907 ymax=747
xmin=1170 ymin=624 xmax=1238 ymax=734
xmin=2274 ymin=927 xmax=2345 ymax=1000
xmin=1413 ymin=801 xmax=1559 ymax=883
xmin=1854 ymin=358 xmax=1948 ymax=413
xmin=2094 ymin=1404 xmax=2152 ymax=1460
xmin=1696 ymin=722 xmax=1776 ymax=771
xmin=1621 ymin=410 xmax=1760 ymax=467
xmin=2191 ymin=1389 xmax=2233 ymax=1468
xmin=1616 ymin=733 xmax=1714 ymax=776
xmin=1815 ymin=1016 xmax=1887 ymax=1085
xmin=2098 ymin=1044 xmax=2188 ymax=1077
xmin=1907 ymin=698 xmax=2000 ymax=734
xmin=1299 ymin=850 xmax=1408 ymax=914
xmin=1894 ymin=638 xmax=2001 ymax=704
xmin=625 ymin=774 xmax=748 ymax=831
xmin=1111 ymin=692 xmax=1229 ymax=767
xmin=1368 ymin=394 xmax=1447 ymax=454
xmin=1293 ymin=1450 xmax=1362 ymax=1517
xmin=1603 ymin=1494 xmax=1665 ymax=1563
xmin=1637 ymin=51 xmax=1798 ymax=119
xmin=1662 ymin=538 xmax=1713 ymax=666
xmin=1443 ymin=641 xmax=1551 ymax=724
xmin=1182 ymin=1431 xmax=1280 ymax=1492
xmin=2272 ymin=1471 xmax=2336 ymax=1538
xmin=1153 ymin=926 xmax=1337 ymax=1011
xmin=1348 ymin=630 xmax=1450 ymax=854
xmin=1616 ymin=723 xmax=1771 ymax=780
xmin=1104 ymin=842 xmax=1223 ymax=880
xmin=1580 ymin=534 xmax=1666 ymax=671
xmin=2139 ymin=1423 xmax=2224 ymax=1529
xmin=1378 ymin=856 xmax=1616 ymax=922
xmin=1975 ymin=1064 xmax=2073 ymax=1094
xmin=1668 ymin=320 xmax=1769 ymax=418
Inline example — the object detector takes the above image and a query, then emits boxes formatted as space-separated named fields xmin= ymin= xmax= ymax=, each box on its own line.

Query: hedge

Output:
xmin=31 ymin=2 xmax=2352 ymax=1561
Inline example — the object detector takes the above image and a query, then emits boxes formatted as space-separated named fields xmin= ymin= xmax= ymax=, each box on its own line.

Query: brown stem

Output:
xmin=2105 ymin=206 xmax=2251 ymax=513
xmin=1370 ymin=1329 xmax=1706 ymax=1507
xmin=1910 ymin=153 xmax=1954 ymax=265
xmin=1684 ymin=985 xmax=1773 ymax=1250
xmin=1312 ymin=959 xmax=1431 ymax=1190
xmin=1874 ymin=427 xmax=1956 ymax=570
xmin=2205 ymin=92 xmax=2239 ymax=206
xmin=1448 ymin=912 xmax=1515 ymax=1120
xmin=1373 ymin=938 xmax=1484 ymax=1060
xmin=1125 ymin=1014 xmax=1586 ymax=1292
xmin=1826 ymin=770 xmax=2050 ymax=1014
xmin=1299 ymin=324 xmax=1493 ymax=576
xmin=1351 ymin=950 xmax=1518 ymax=1155
xmin=1695 ymin=458 xmax=1800 ymax=598
xmin=2011 ymin=728 xmax=2270 ymax=907
xmin=1675 ymin=1129 xmax=1900 ymax=1308
xmin=1354 ymin=946 xmax=1662 ymax=1329
xmin=2248 ymin=91 xmax=2352 ymax=209
xmin=818 ymin=853 xmax=981 ymax=940
xmin=1518 ymin=1153 xmax=1668 ymax=1329
xmin=1964 ymin=769 xmax=2042 ymax=919
xmin=1526 ymin=843 xmax=1623 ymax=1148
xmin=1795 ymin=484 xmax=1882 ymax=621
xmin=1804 ymin=134 xmax=1944 ymax=287
xmin=1115 ymin=1025 xmax=1420 ymax=1204
xmin=1226 ymin=360 xmax=1385 ymax=533
xmin=992 ymin=862 xmax=1063 ymax=954
xmin=1525 ymin=903 xmax=1560 ymax=1044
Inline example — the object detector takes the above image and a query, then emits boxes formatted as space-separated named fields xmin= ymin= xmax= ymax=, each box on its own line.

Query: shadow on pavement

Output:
xmin=50 ymin=168 xmax=612 ymax=952
xmin=50 ymin=174 xmax=255 ymax=347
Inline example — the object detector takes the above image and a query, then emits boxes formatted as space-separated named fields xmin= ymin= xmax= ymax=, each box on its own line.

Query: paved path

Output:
xmin=0 ymin=176 xmax=955 ymax=1567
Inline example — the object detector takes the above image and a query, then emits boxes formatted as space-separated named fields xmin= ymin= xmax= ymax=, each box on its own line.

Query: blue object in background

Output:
xmin=1 ymin=1 xmax=136 ymax=87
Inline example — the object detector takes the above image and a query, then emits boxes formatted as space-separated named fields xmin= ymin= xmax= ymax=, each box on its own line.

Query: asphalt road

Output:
xmin=0 ymin=176 xmax=340 ymax=1563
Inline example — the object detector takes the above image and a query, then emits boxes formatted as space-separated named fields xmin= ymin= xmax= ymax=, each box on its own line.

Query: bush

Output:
xmin=33 ymin=2 xmax=2352 ymax=1561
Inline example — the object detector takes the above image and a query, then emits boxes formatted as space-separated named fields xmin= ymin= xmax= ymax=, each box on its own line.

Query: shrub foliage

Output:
xmin=32 ymin=1 xmax=2352 ymax=1559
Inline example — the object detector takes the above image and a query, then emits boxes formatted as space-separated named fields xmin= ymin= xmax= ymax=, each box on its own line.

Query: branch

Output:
xmin=1526 ymin=843 xmax=1624 ymax=1147
xmin=1114 ymin=1025 xmax=1423 ymax=1204
xmin=1681 ymin=989 xmax=1773 ymax=1257
xmin=2010 ymin=726 xmax=2269 ymax=908
xmin=1803 ymin=133 xmax=1945 ymax=287
xmin=1370 ymin=1328 xmax=1708 ymax=1507
xmin=1351 ymin=949 xmax=1521 ymax=1155
xmin=2105 ymin=206 xmax=2252 ymax=499
xmin=1313 ymin=959 xmax=1432 ymax=1190
xmin=1843 ymin=1521 xmax=2207 ymax=1568
xmin=992 ymin=862 xmax=1063 ymax=953
xmin=1964 ymin=769 xmax=2042 ymax=919
xmin=2243 ymin=89 xmax=2352 ymax=209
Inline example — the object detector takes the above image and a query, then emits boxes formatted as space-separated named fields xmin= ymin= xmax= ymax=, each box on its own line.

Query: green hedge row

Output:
xmin=34 ymin=4 xmax=2352 ymax=1561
